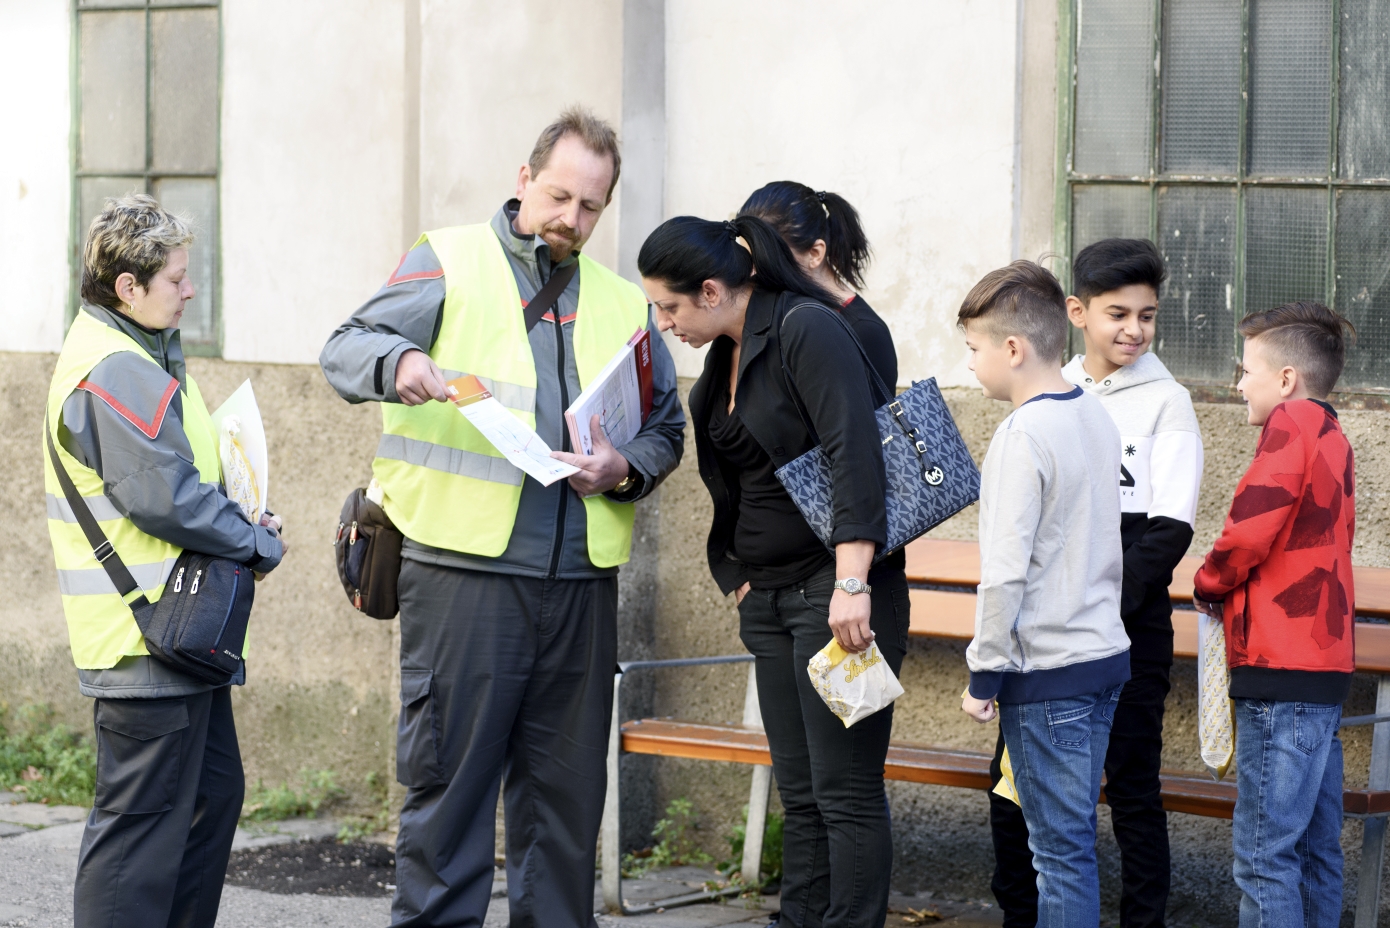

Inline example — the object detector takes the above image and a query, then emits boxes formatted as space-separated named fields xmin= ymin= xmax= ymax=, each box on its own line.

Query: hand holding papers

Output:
xmin=447 ymin=375 xmax=580 ymax=487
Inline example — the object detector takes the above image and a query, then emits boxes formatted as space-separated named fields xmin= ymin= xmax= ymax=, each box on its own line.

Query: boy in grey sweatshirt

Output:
xmin=959 ymin=260 xmax=1129 ymax=928
xmin=989 ymin=239 xmax=1202 ymax=927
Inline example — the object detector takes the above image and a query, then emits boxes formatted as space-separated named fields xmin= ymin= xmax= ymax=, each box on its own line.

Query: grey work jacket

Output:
xmin=58 ymin=305 xmax=285 ymax=698
xmin=319 ymin=202 xmax=685 ymax=579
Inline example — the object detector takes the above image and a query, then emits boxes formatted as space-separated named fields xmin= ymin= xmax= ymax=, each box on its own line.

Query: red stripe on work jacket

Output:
xmin=385 ymin=252 xmax=444 ymax=287
xmin=518 ymin=296 xmax=578 ymax=325
xmin=77 ymin=377 xmax=178 ymax=439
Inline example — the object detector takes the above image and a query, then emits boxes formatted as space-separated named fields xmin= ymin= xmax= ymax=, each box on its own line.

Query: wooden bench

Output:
xmin=600 ymin=539 xmax=1390 ymax=924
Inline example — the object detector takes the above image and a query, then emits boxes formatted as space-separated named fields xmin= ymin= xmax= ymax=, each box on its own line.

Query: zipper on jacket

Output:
xmin=548 ymin=277 xmax=572 ymax=580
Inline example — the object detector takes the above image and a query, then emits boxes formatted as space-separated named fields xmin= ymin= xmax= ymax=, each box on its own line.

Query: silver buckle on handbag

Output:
xmin=93 ymin=540 xmax=115 ymax=563
xmin=924 ymin=467 xmax=944 ymax=486
xmin=915 ymin=439 xmax=928 ymax=454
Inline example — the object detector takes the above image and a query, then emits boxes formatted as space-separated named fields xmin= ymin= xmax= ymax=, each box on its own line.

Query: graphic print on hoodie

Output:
xmin=1063 ymin=352 xmax=1205 ymax=663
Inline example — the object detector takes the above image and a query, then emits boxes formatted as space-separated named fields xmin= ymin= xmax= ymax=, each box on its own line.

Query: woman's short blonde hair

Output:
xmin=81 ymin=194 xmax=194 ymax=310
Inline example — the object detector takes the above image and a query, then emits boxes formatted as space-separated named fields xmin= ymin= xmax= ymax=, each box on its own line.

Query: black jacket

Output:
xmin=690 ymin=290 xmax=888 ymax=594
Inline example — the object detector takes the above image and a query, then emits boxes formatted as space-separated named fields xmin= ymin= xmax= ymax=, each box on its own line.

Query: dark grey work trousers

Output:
xmin=74 ymin=686 xmax=244 ymax=928
xmin=738 ymin=566 xmax=911 ymax=928
xmin=392 ymin=559 xmax=618 ymax=928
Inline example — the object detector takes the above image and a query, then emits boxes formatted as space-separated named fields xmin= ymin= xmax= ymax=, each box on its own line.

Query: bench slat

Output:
xmin=620 ymin=719 xmax=1390 ymax=821
xmin=905 ymin=538 xmax=1390 ymax=619
xmin=905 ymin=589 xmax=1390 ymax=673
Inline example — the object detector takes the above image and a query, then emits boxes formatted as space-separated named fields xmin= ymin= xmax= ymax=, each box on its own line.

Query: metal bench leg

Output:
xmin=742 ymin=764 xmax=773 ymax=886
xmin=740 ymin=662 xmax=773 ymax=887
xmin=601 ymin=672 xmax=624 ymax=914
xmin=1355 ymin=675 xmax=1390 ymax=928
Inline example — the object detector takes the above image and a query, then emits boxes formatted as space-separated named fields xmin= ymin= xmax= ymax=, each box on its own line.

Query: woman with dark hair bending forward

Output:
xmin=638 ymin=215 xmax=910 ymax=928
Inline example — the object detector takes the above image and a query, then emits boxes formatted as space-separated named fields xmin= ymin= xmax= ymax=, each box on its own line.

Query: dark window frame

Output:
xmin=1054 ymin=0 xmax=1390 ymax=399
xmin=70 ymin=0 xmax=223 ymax=357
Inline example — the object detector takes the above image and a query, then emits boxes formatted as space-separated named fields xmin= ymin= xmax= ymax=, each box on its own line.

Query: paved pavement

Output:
xmin=0 ymin=800 xmax=999 ymax=927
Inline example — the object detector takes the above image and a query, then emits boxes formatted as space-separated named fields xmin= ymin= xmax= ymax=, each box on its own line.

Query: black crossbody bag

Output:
xmin=46 ymin=414 xmax=255 ymax=686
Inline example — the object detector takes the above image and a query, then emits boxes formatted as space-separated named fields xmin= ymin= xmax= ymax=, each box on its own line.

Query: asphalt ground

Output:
xmin=0 ymin=801 xmax=999 ymax=927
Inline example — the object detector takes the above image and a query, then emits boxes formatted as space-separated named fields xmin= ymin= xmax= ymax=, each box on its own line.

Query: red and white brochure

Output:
xmin=565 ymin=328 xmax=654 ymax=456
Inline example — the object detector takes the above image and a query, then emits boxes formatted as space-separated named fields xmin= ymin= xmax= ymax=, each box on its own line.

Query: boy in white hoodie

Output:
xmin=987 ymin=239 xmax=1204 ymax=928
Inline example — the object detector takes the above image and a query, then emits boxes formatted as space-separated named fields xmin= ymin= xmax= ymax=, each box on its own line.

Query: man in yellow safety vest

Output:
xmin=320 ymin=107 xmax=684 ymax=928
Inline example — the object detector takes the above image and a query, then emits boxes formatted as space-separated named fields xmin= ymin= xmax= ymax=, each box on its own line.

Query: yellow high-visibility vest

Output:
xmin=372 ymin=224 xmax=648 ymax=568
xmin=43 ymin=311 xmax=221 ymax=670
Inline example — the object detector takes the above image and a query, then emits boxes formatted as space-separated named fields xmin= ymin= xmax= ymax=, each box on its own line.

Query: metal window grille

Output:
xmin=72 ymin=0 xmax=222 ymax=356
xmin=1059 ymin=0 xmax=1390 ymax=392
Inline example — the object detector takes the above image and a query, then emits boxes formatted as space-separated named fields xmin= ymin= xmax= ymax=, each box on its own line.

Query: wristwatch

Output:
xmin=834 ymin=577 xmax=872 ymax=595
xmin=612 ymin=473 xmax=637 ymax=495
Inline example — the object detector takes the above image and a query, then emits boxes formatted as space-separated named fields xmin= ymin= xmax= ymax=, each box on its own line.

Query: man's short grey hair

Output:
xmin=528 ymin=106 xmax=622 ymax=201
xmin=81 ymin=194 xmax=194 ymax=310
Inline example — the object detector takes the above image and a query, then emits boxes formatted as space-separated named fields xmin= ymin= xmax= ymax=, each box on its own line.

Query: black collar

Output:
xmin=1311 ymin=398 xmax=1339 ymax=419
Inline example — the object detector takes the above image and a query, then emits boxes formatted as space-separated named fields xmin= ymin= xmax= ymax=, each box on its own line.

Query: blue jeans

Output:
xmin=998 ymin=685 xmax=1122 ymax=928
xmin=1232 ymin=699 xmax=1344 ymax=928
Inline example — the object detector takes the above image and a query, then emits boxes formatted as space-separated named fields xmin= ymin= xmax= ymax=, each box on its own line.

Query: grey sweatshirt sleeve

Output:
xmin=608 ymin=309 xmax=686 ymax=502
xmin=59 ymin=353 xmax=283 ymax=571
xmin=967 ymin=426 xmax=1046 ymax=699
xmin=319 ymin=242 xmax=447 ymax=404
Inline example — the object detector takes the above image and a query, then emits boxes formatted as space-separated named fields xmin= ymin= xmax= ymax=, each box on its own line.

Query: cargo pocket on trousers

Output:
xmin=397 ymin=668 xmax=445 ymax=788
xmin=93 ymin=698 xmax=189 ymax=814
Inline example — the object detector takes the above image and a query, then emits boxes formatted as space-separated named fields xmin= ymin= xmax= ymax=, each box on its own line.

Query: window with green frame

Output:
xmin=73 ymin=0 xmax=221 ymax=355
xmin=1060 ymin=0 xmax=1390 ymax=392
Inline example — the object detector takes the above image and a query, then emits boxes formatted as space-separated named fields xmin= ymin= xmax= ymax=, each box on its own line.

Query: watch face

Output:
xmin=840 ymin=578 xmax=862 ymax=594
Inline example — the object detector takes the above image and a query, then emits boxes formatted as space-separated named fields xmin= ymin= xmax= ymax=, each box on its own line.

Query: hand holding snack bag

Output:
xmin=807 ymin=639 xmax=904 ymax=727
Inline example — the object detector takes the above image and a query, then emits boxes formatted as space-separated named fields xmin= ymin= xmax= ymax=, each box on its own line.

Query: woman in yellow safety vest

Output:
xmin=42 ymin=194 xmax=287 ymax=928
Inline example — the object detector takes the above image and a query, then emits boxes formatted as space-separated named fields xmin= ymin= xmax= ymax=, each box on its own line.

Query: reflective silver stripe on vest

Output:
xmin=376 ymin=434 xmax=523 ymax=487
xmin=46 ymin=492 xmax=122 ymax=523
xmin=56 ymin=556 xmax=180 ymax=596
xmin=440 ymin=370 xmax=536 ymax=414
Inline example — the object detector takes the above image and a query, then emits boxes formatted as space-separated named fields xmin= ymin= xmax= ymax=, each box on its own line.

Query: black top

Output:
xmin=708 ymin=346 xmax=834 ymax=588
xmin=840 ymin=295 xmax=898 ymax=389
xmin=838 ymin=294 xmax=904 ymax=572
xmin=690 ymin=290 xmax=889 ymax=595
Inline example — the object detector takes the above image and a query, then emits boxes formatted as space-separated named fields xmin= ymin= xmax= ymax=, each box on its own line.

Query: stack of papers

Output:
xmin=448 ymin=375 xmax=579 ymax=487
xmin=565 ymin=328 xmax=654 ymax=455
xmin=213 ymin=380 xmax=268 ymax=523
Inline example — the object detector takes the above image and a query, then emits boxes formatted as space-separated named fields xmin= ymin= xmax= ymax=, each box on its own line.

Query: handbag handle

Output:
xmin=776 ymin=301 xmax=944 ymax=486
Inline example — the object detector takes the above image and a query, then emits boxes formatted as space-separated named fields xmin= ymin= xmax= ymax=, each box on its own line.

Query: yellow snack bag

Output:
xmin=808 ymin=640 xmax=905 ymax=728
xmin=1198 ymin=613 xmax=1235 ymax=780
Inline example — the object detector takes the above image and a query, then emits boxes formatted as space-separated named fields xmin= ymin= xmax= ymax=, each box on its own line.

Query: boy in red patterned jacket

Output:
xmin=1194 ymin=301 xmax=1356 ymax=927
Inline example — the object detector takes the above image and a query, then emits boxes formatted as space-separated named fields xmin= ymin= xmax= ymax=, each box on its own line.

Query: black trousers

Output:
xmin=391 ymin=560 xmax=618 ymax=928
xmin=989 ymin=660 xmax=1172 ymax=928
xmin=74 ymin=686 xmax=244 ymax=928
xmin=738 ymin=567 xmax=911 ymax=928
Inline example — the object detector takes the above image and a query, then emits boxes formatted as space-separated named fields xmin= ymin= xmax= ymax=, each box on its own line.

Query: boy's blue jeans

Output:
xmin=999 ymin=685 xmax=1123 ymax=928
xmin=1232 ymin=699 xmax=1344 ymax=928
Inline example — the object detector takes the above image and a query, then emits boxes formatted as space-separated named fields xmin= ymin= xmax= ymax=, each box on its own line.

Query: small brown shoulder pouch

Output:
xmin=334 ymin=488 xmax=403 ymax=620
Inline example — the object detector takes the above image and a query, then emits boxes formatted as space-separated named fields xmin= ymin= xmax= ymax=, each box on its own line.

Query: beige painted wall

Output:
xmin=416 ymin=0 xmax=624 ymax=270
xmin=220 ymin=0 xmax=408 ymax=365
xmin=662 ymin=0 xmax=1020 ymax=387
xmin=0 ymin=0 xmax=70 ymax=354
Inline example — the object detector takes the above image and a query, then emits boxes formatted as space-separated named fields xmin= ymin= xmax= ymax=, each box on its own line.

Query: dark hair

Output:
xmin=1238 ymin=301 xmax=1356 ymax=397
xmin=1071 ymin=238 xmax=1167 ymax=304
xmin=636 ymin=214 xmax=841 ymax=307
xmin=739 ymin=181 xmax=871 ymax=290
xmin=529 ymin=105 xmax=621 ymax=200
xmin=957 ymin=260 xmax=1069 ymax=361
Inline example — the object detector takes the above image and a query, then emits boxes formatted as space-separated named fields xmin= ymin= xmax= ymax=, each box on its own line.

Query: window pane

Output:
xmin=1159 ymin=0 xmax=1241 ymax=175
xmin=79 ymin=0 xmax=146 ymax=7
xmin=1072 ymin=184 xmax=1150 ymax=252
xmin=79 ymin=11 xmax=147 ymax=173
xmin=152 ymin=178 xmax=217 ymax=350
xmin=1248 ymin=0 xmax=1332 ymax=176
xmin=1073 ymin=0 xmax=1155 ymax=176
xmin=1244 ymin=187 xmax=1328 ymax=319
xmin=1155 ymin=186 xmax=1238 ymax=381
xmin=151 ymin=9 xmax=219 ymax=174
xmin=1335 ymin=190 xmax=1390 ymax=389
xmin=78 ymin=178 xmax=147 ymax=272
xmin=1338 ymin=0 xmax=1390 ymax=180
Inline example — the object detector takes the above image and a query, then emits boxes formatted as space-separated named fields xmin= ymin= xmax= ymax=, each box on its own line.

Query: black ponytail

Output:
xmin=739 ymin=181 xmax=871 ymax=291
xmin=637 ymin=214 xmax=840 ymax=307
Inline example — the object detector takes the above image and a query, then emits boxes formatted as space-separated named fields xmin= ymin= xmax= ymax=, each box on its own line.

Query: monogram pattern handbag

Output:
xmin=774 ymin=305 xmax=981 ymax=562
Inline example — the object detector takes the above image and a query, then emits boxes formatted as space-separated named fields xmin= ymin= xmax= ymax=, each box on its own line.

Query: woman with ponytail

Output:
xmin=741 ymin=181 xmax=895 ymax=387
xmin=638 ymin=215 xmax=909 ymax=928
